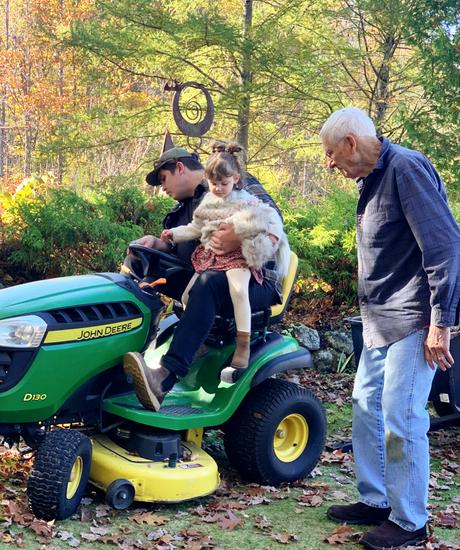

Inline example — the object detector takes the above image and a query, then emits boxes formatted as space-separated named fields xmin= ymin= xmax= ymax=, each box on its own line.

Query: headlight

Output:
xmin=0 ymin=315 xmax=48 ymax=348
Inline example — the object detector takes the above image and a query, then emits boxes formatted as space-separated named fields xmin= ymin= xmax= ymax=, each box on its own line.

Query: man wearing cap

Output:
xmin=124 ymin=145 xmax=283 ymax=410
xmin=141 ymin=147 xmax=281 ymax=287
xmin=139 ymin=147 xmax=209 ymax=297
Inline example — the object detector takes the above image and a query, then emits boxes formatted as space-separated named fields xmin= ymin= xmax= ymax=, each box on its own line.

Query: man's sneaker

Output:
xmin=123 ymin=352 xmax=170 ymax=411
xmin=361 ymin=520 xmax=427 ymax=549
xmin=327 ymin=502 xmax=391 ymax=525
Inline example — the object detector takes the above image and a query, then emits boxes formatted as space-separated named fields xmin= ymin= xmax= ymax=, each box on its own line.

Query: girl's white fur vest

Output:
xmin=170 ymin=189 xmax=291 ymax=277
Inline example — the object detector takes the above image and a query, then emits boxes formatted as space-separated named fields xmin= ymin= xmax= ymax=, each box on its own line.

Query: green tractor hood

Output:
xmin=0 ymin=273 xmax=158 ymax=424
xmin=0 ymin=274 xmax=130 ymax=320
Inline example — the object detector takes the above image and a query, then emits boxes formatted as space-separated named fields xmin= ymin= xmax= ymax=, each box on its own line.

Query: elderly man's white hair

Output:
xmin=320 ymin=107 xmax=376 ymax=145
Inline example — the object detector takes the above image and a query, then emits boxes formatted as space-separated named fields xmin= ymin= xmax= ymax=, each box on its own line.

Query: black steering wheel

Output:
xmin=125 ymin=243 xmax=192 ymax=282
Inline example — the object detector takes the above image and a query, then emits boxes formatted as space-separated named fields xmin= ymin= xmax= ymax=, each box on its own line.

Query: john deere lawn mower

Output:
xmin=0 ymin=244 xmax=326 ymax=521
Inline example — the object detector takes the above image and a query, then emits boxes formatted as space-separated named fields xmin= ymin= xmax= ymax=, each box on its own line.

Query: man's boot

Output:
xmin=360 ymin=520 xmax=427 ymax=549
xmin=220 ymin=331 xmax=251 ymax=383
xmin=327 ymin=502 xmax=391 ymax=525
xmin=123 ymin=352 xmax=174 ymax=411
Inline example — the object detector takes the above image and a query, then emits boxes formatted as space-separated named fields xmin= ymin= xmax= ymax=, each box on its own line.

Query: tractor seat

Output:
xmin=173 ymin=252 xmax=299 ymax=346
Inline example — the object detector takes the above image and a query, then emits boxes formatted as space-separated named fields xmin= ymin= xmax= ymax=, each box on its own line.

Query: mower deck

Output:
xmin=90 ymin=434 xmax=220 ymax=503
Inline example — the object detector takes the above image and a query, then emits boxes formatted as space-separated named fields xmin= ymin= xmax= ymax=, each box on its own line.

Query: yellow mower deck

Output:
xmin=89 ymin=433 xmax=220 ymax=503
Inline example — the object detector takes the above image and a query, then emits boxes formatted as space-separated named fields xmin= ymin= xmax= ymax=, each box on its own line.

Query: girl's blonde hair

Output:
xmin=205 ymin=141 xmax=246 ymax=190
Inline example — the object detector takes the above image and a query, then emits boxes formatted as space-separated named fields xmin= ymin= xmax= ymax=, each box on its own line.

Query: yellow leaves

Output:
xmin=1 ymin=174 xmax=58 ymax=225
xmin=295 ymin=276 xmax=333 ymax=294
xmin=120 ymin=92 xmax=150 ymax=110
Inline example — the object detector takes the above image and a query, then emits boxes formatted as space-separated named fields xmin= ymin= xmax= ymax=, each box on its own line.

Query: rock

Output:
xmin=324 ymin=330 xmax=354 ymax=355
xmin=312 ymin=348 xmax=342 ymax=373
xmin=288 ymin=323 xmax=320 ymax=351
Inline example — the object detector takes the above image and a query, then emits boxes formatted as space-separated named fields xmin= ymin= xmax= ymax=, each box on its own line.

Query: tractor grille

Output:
xmin=0 ymin=349 xmax=36 ymax=393
xmin=46 ymin=302 xmax=141 ymax=325
xmin=0 ymin=351 xmax=12 ymax=384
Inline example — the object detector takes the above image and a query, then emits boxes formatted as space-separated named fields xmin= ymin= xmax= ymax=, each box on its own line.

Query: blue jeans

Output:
xmin=352 ymin=329 xmax=435 ymax=531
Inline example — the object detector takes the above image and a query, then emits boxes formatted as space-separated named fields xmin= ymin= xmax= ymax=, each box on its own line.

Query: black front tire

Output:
xmin=27 ymin=429 xmax=92 ymax=520
xmin=223 ymin=378 xmax=326 ymax=485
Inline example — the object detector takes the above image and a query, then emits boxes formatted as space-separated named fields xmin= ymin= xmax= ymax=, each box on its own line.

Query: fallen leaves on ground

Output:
xmin=321 ymin=450 xmax=353 ymax=465
xmin=194 ymin=505 xmax=243 ymax=530
xmin=271 ymin=531 xmax=299 ymax=544
xmin=131 ymin=511 xmax=169 ymax=526
xmin=432 ymin=505 xmax=460 ymax=529
xmin=254 ymin=514 xmax=273 ymax=533
xmin=322 ymin=524 xmax=362 ymax=545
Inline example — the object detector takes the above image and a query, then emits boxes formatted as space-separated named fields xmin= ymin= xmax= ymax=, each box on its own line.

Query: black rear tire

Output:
xmin=27 ymin=429 xmax=92 ymax=520
xmin=223 ymin=378 xmax=326 ymax=485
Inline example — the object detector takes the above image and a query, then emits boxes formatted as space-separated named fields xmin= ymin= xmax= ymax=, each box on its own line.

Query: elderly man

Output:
xmin=320 ymin=107 xmax=460 ymax=549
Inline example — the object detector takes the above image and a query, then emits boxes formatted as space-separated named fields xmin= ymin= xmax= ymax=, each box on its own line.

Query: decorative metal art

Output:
xmin=165 ymin=81 xmax=214 ymax=138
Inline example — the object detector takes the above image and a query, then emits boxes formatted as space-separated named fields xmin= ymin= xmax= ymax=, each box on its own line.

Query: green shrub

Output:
xmin=92 ymin=177 xmax=173 ymax=236
xmin=2 ymin=177 xmax=172 ymax=279
xmin=276 ymin=187 xmax=358 ymax=305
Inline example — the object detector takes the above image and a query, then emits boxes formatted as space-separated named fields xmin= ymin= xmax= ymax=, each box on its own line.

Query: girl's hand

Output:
xmin=268 ymin=233 xmax=279 ymax=246
xmin=161 ymin=229 xmax=174 ymax=242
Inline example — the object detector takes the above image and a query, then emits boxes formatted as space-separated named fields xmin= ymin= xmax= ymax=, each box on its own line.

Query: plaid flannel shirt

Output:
xmin=357 ymin=137 xmax=460 ymax=348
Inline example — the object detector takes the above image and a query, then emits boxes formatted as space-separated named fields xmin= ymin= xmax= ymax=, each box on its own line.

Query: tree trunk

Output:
xmin=23 ymin=0 xmax=32 ymax=178
xmin=56 ymin=0 xmax=65 ymax=183
xmin=237 ymin=0 xmax=252 ymax=162
xmin=0 ymin=0 xmax=10 ymax=178
xmin=373 ymin=34 xmax=395 ymax=133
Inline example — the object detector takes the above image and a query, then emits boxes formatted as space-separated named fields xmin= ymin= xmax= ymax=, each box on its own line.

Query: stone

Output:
xmin=324 ymin=330 xmax=354 ymax=355
xmin=312 ymin=348 xmax=342 ymax=373
xmin=288 ymin=323 xmax=320 ymax=351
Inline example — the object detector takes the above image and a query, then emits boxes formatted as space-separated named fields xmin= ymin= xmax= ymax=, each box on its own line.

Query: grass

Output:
xmin=2 ymin=456 xmax=458 ymax=549
xmin=1 ymin=377 xmax=459 ymax=549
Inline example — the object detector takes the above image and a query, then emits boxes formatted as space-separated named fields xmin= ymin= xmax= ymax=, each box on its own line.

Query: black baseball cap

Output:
xmin=145 ymin=147 xmax=198 ymax=186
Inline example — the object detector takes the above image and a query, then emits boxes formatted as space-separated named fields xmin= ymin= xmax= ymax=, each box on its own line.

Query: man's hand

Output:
xmin=133 ymin=234 xmax=171 ymax=252
xmin=209 ymin=223 xmax=241 ymax=255
xmin=424 ymin=325 xmax=454 ymax=371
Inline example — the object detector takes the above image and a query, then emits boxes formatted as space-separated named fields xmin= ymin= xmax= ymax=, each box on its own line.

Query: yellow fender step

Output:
xmin=89 ymin=434 xmax=220 ymax=503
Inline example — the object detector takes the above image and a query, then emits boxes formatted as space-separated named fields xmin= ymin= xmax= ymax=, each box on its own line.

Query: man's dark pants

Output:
xmin=161 ymin=270 xmax=278 ymax=378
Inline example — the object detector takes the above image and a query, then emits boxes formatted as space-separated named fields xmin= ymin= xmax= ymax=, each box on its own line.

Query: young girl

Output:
xmin=161 ymin=143 xmax=290 ymax=383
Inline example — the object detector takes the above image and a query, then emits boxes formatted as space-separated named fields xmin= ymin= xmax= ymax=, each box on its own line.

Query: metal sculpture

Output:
xmin=165 ymin=81 xmax=214 ymax=138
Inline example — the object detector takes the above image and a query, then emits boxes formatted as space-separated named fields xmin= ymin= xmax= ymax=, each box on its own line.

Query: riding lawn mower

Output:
xmin=0 ymin=245 xmax=327 ymax=521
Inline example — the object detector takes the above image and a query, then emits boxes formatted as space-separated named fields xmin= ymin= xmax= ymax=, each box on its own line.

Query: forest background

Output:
xmin=0 ymin=0 xmax=459 ymax=318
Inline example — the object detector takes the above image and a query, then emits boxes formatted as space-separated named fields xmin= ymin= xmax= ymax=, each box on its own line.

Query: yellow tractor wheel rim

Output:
xmin=274 ymin=413 xmax=309 ymax=462
xmin=66 ymin=456 xmax=83 ymax=499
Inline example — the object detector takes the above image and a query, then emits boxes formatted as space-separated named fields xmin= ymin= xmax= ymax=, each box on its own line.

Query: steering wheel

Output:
xmin=125 ymin=243 xmax=192 ymax=281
